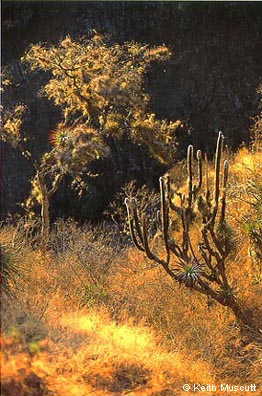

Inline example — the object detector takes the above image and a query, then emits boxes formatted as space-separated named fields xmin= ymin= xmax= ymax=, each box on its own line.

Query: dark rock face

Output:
xmin=2 ymin=1 xmax=262 ymax=220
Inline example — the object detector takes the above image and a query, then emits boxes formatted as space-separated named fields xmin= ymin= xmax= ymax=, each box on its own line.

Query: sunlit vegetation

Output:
xmin=2 ymin=30 xmax=262 ymax=395
xmin=2 ymin=33 xmax=184 ymax=251
xmin=1 ymin=140 xmax=262 ymax=395
xmin=22 ymin=34 xmax=183 ymax=165
xmin=125 ymin=133 xmax=262 ymax=335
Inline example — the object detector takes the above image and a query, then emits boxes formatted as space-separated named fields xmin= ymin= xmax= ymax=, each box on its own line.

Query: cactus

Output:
xmin=125 ymin=133 xmax=259 ymax=334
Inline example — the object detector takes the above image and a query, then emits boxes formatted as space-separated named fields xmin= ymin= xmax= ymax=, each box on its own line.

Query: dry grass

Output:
xmin=1 ymin=146 xmax=262 ymax=395
xmin=2 ymin=296 xmax=214 ymax=396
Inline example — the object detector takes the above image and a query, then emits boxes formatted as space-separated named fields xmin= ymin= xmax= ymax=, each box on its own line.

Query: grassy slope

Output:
xmin=1 ymin=147 xmax=262 ymax=395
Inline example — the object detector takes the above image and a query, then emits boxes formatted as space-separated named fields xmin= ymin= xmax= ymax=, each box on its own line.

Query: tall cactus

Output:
xmin=125 ymin=132 xmax=259 ymax=334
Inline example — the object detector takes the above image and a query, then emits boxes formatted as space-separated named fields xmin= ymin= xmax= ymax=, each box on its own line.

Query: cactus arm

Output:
xmin=160 ymin=176 xmax=170 ymax=263
xmin=205 ymin=154 xmax=211 ymax=204
xmin=202 ymin=225 xmax=231 ymax=289
xmin=156 ymin=210 xmax=162 ymax=231
xmin=169 ymin=239 xmax=183 ymax=258
xmin=141 ymin=214 xmax=156 ymax=260
xmin=220 ymin=160 xmax=229 ymax=225
xmin=141 ymin=214 xmax=176 ymax=280
xmin=196 ymin=150 xmax=203 ymax=192
xmin=130 ymin=198 xmax=145 ymax=246
xmin=181 ymin=208 xmax=190 ymax=256
xmin=202 ymin=226 xmax=221 ymax=263
xmin=169 ymin=201 xmax=183 ymax=214
xmin=198 ymin=243 xmax=223 ymax=285
xmin=141 ymin=213 xmax=166 ymax=265
xmin=124 ymin=133 xmax=236 ymax=311
xmin=190 ymin=278 xmax=224 ymax=300
xmin=214 ymin=132 xmax=224 ymax=204
xmin=187 ymin=145 xmax=194 ymax=208
xmin=130 ymin=218 xmax=145 ymax=252
xmin=198 ymin=243 xmax=212 ymax=267
xmin=208 ymin=227 xmax=226 ymax=256
xmin=125 ymin=198 xmax=145 ymax=252
xmin=211 ymin=131 xmax=224 ymax=224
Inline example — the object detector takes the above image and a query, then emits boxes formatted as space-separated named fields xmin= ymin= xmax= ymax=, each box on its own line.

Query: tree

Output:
xmin=2 ymin=105 xmax=109 ymax=251
xmin=3 ymin=33 xmax=183 ymax=248
xmin=125 ymin=132 xmax=261 ymax=337
xmin=22 ymin=34 xmax=182 ymax=165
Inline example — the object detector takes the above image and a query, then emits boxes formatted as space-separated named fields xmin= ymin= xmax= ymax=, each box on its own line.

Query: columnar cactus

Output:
xmin=125 ymin=132 xmax=258 ymax=333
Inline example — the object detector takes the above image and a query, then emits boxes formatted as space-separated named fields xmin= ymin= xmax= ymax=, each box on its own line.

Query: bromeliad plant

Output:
xmin=125 ymin=132 xmax=259 ymax=335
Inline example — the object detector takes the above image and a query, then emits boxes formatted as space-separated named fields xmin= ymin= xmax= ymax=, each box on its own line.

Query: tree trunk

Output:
xmin=37 ymin=173 xmax=50 ymax=253
xmin=40 ymin=192 xmax=50 ymax=252
xmin=200 ymin=283 xmax=260 ymax=338
xmin=225 ymin=296 xmax=261 ymax=340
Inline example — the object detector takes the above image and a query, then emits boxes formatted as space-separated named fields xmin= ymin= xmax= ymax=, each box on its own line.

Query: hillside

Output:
xmin=1 ymin=145 xmax=262 ymax=395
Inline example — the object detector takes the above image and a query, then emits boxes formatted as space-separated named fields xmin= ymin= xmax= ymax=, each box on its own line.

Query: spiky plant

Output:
xmin=175 ymin=259 xmax=205 ymax=288
xmin=0 ymin=231 xmax=25 ymax=295
xmin=125 ymin=132 xmax=260 ymax=335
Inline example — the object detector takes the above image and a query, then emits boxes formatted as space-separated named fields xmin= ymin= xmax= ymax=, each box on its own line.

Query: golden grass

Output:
xmin=1 ymin=146 xmax=262 ymax=395
xmin=2 ymin=305 xmax=215 ymax=396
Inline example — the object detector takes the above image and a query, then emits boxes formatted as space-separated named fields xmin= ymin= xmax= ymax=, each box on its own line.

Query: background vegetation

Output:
xmin=2 ymin=1 xmax=262 ymax=220
xmin=1 ymin=2 xmax=262 ymax=395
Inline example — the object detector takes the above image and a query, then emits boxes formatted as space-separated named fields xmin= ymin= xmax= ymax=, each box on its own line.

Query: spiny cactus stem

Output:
xmin=124 ymin=197 xmax=130 ymax=216
xmin=141 ymin=214 xmax=170 ymax=269
xmin=160 ymin=177 xmax=166 ymax=222
xmin=205 ymin=154 xmax=210 ymax=202
xmin=165 ymin=175 xmax=171 ymax=200
xmin=196 ymin=150 xmax=203 ymax=192
xmin=169 ymin=239 xmax=183 ymax=258
xmin=188 ymin=232 xmax=198 ymax=261
xmin=198 ymin=244 xmax=217 ymax=274
xmin=220 ymin=160 xmax=229 ymax=224
xmin=130 ymin=218 xmax=145 ymax=252
xmin=141 ymin=214 xmax=155 ymax=260
xmin=223 ymin=160 xmax=229 ymax=188
xmin=202 ymin=226 xmax=221 ymax=263
xmin=170 ymin=202 xmax=183 ymax=214
xmin=214 ymin=131 xmax=224 ymax=206
xmin=156 ymin=210 xmax=162 ymax=231
xmin=181 ymin=209 xmax=190 ymax=254
xmin=125 ymin=198 xmax=144 ymax=252
xmin=189 ymin=280 xmax=213 ymax=296
xmin=160 ymin=177 xmax=170 ymax=261
xmin=208 ymin=227 xmax=224 ymax=255
xmin=187 ymin=145 xmax=193 ymax=208
xmin=132 ymin=205 xmax=144 ymax=246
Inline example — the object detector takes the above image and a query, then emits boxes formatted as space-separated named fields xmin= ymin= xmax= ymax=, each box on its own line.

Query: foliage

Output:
xmin=2 ymin=33 xmax=186 ymax=246
xmin=1 ymin=104 xmax=27 ymax=149
xmin=251 ymin=84 xmax=262 ymax=149
xmin=22 ymin=34 xmax=183 ymax=165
